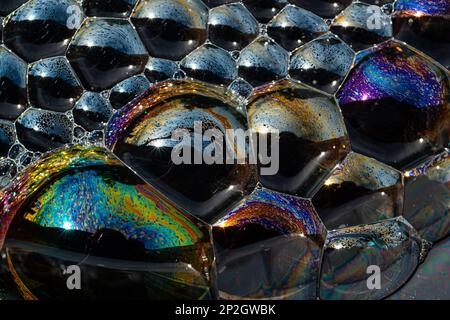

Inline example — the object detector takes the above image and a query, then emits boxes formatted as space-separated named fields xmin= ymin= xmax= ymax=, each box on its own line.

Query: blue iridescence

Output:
xmin=338 ymin=41 xmax=447 ymax=109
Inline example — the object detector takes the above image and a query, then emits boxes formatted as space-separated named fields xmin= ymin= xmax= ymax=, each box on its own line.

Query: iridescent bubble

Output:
xmin=320 ymin=217 xmax=427 ymax=300
xmin=109 ymin=75 xmax=150 ymax=110
xmin=331 ymin=2 xmax=392 ymax=52
xmin=144 ymin=57 xmax=178 ymax=83
xmin=73 ymin=92 xmax=113 ymax=131
xmin=15 ymin=108 xmax=73 ymax=152
xmin=247 ymin=79 xmax=349 ymax=197
xmin=337 ymin=40 xmax=450 ymax=170
xmin=0 ymin=46 xmax=27 ymax=121
xmin=131 ymin=0 xmax=208 ymax=61
xmin=82 ymin=0 xmax=139 ymax=18
xmin=213 ymin=186 xmax=327 ymax=300
xmin=3 ymin=0 xmax=84 ymax=62
xmin=0 ymin=159 xmax=17 ymax=190
xmin=238 ymin=36 xmax=289 ymax=86
xmin=289 ymin=0 xmax=352 ymax=19
xmin=0 ymin=145 xmax=216 ymax=300
xmin=403 ymin=150 xmax=450 ymax=242
xmin=180 ymin=44 xmax=237 ymax=85
xmin=267 ymin=5 xmax=329 ymax=51
xmin=0 ymin=120 xmax=15 ymax=157
xmin=208 ymin=3 xmax=259 ymax=51
xmin=393 ymin=0 xmax=450 ymax=69
xmin=242 ymin=0 xmax=288 ymax=23
xmin=67 ymin=18 xmax=148 ymax=91
xmin=313 ymin=152 xmax=404 ymax=230
xmin=106 ymin=80 xmax=257 ymax=222
xmin=289 ymin=33 xmax=354 ymax=94
xmin=28 ymin=56 xmax=83 ymax=112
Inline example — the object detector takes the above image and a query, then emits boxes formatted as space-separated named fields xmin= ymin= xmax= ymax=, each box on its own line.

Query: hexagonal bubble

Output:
xmin=3 ymin=0 xmax=84 ymax=62
xmin=0 ymin=145 xmax=216 ymax=300
xmin=242 ymin=0 xmax=288 ymax=23
xmin=289 ymin=0 xmax=352 ymax=19
xmin=238 ymin=36 xmax=289 ymax=87
xmin=8 ymin=143 xmax=25 ymax=160
xmin=403 ymin=150 xmax=449 ymax=243
xmin=320 ymin=217 xmax=427 ymax=300
xmin=144 ymin=57 xmax=178 ymax=83
xmin=228 ymin=78 xmax=253 ymax=99
xmin=0 ymin=46 xmax=27 ymax=121
xmin=214 ymin=187 xmax=327 ymax=300
xmin=109 ymin=75 xmax=150 ymax=110
xmin=393 ymin=0 xmax=450 ymax=69
xmin=82 ymin=0 xmax=139 ymax=18
xmin=247 ymin=79 xmax=350 ymax=198
xmin=267 ymin=5 xmax=329 ymax=52
xmin=106 ymin=80 xmax=257 ymax=222
xmin=337 ymin=40 xmax=449 ymax=170
xmin=0 ymin=120 xmax=15 ymax=158
xmin=28 ymin=56 xmax=83 ymax=112
xmin=0 ymin=0 xmax=28 ymax=16
xmin=212 ymin=185 xmax=326 ymax=300
xmin=67 ymin=18 xmax=148 ymax=91
xmin=313 ymin=152 xmax=403 ymax=230
xmin=0 ymin=158 xmax=17 ymax=190
xmin=290 ymin=33 xmax=354 ymax=94
xmin=15 ymin=108 xmax=73 ymax=153
xmin=208 ymin=3 xmax=259 ymax=52
xmin=73 ymin=92 xmax=113 ymax=132
xmin=180 ymin=44 xmax=237 ymax=85
xmin=131 ymin=0 xmax=208 ymax=61
xmin=331 ymin=2 xmax=392 ymax=52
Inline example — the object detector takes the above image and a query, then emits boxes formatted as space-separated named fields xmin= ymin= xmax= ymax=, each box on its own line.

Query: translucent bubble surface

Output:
xmin=267 ymin=5 xmax=329 ymax=51
xmin=242 ymin=0 xmax=288 ymax=23
xmin=403 ymin=150 xmax=450 ymax=242
xmin=0 ymin=145 xmax=216 ymax=300
xmin=289 ymin=33 xmax=354 ymax=94
xmin=0 ymin=120 xmax=15 ymax=157
xmin=3 ymin=0 xmax=84 ymax=62
xmin=131 ymin=0 xmax=208 ymax=61
xmin=106 ymin=80 xmax=257 ymax=222
xmin=337 ymin=40 xmax=450 ymax=170
xmin=82 ymin=0 xmax=139 ymax=18
xmin=320 ymin=217 xmax=427 ymax=300
xmin=247 ymin=79 xmax=350 ymax=197
xmin=213 ymin=186 xmax=327 ymax=300
xmin=109 ymin=75 xmax=150 ymax=110
xmin=15 ymin=109 xmax=73 ymax=152
xmin=237 ymin=36 xmax=289 ymax=86
xmin=73 ymin=92 xmax=113 ymax=131
xmin=331 ymin=2 xmax=392 ymax=52
xmin=289 ymin=0 xmax=352 ymax=19
xmin=180 ymin=44 xmax=237 ymax=85
xmin=0 ymin=158 xmax=17 ymax=190
xmin=313 ymin=152 xmax=404 ymax=230
xmin=67 ymin=18 xmax=148 ymax=91
xmin=393 ymin=0 xmax=450 ymax=69
xmin=208 ymin=3 xmax=259 ymax=51
xmin=28 ymin=57 xmax=83 ymax=112
xmin=0 ymin=47 xmax=27 ymax=121
xmin=144 ymin=57 xmax=179 ymax=83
